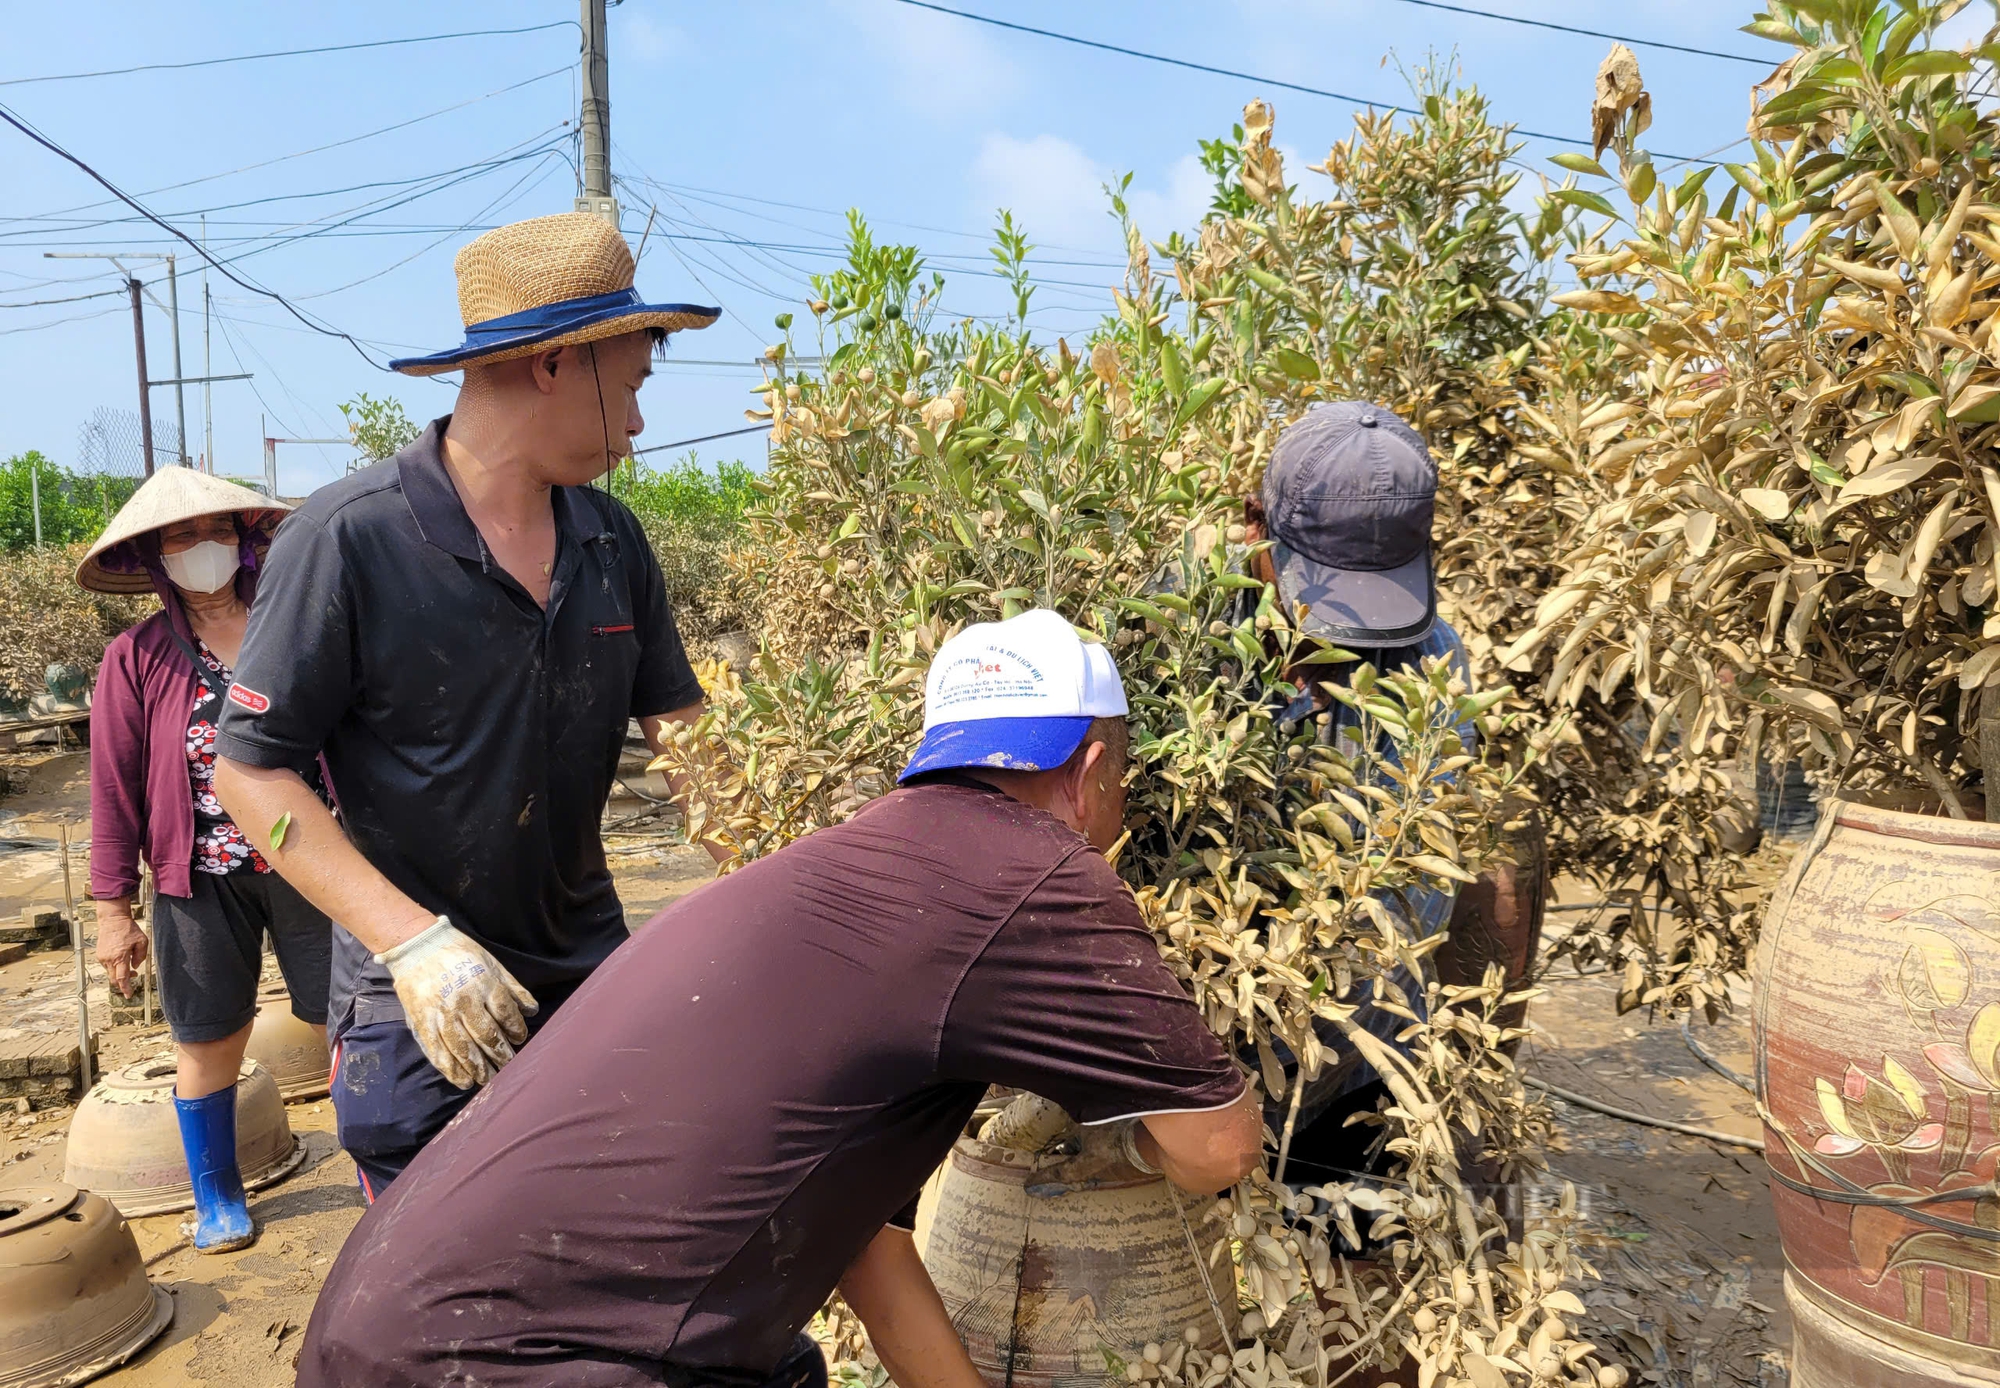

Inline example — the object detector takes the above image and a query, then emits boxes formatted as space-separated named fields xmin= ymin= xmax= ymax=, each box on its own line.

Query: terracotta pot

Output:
xmin=246 ymin=985 xmax=330 ymax=1102
xmin=1756 ymin=799 xmax=2000 ymax=1386
xmin=923 ymin=1123 xmax=1235 ymax=1388
xmin=1435 ymin=806 xmax=1547 ymax=1043
xmin=0 ymin=1183 xmax=173 ymax=1388
xmin=60 ymin=1058 xmax=303 ymax=1217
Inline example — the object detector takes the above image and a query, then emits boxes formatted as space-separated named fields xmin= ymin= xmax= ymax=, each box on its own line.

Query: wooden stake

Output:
xmin=60 ymin=822 xmax=91 ymax=1091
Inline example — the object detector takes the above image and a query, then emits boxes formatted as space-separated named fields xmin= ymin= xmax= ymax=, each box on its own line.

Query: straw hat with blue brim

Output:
xmin=388 ymin=212 xmax=720 ymax=376
xmin=1261 ymin=400 xmax=1438 ymax=647
xmin=899 ymin=609 xmax=1130 ymax=783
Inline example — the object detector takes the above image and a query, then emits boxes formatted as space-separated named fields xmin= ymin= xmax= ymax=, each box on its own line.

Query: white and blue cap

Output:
xmin=899 ymin=609 xmax=1129 ymax=783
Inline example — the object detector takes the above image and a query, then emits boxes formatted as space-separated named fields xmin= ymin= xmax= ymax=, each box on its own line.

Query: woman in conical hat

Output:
xmin=79 ymin=467 xmax=331 ymax=1254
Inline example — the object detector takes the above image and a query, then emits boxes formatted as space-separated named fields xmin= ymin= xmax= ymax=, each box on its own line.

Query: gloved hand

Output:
xmin=374 ymin=917 xmax=537 ymax=1090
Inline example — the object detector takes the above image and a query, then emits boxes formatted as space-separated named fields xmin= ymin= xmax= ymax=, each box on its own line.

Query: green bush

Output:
xmin=632 ymin=511 xmax=759 ymax=659
xmin=0 ymin=544 xmax=154 ymax=703
xmin=338 ymin=392 xmax=420 ymax=465
xmin=607 ymin=452 xmax=759 ymax=529
xmin=606 ymin=453 xmax=762 ymax=656
xmin=0 ymin=453 xmax=138 ymax=553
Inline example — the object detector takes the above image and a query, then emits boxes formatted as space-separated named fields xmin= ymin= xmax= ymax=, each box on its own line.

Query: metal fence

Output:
xmin=1 ymin=409 xmax=173 ymax=551
xmin=75 ymin=406 xmax=182 ymax=478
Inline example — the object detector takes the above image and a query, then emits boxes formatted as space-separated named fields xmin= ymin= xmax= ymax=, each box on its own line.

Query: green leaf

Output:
xmin=1859 ymin=5 xmax=1888 ymax=67
xmin=1550 ymin=153 xmax=1609 ymax=178
xmin=1243 ymin=265 xmax=1290 ymax=296
xmin=1293 ymin=646 xmax=1360 ymax=666
xmin=1550 ymin=188 xmax=1619 ymax=218
xmin=1117 ymin=597 xmax=1171 ymax=624
xmin=1876 ymin=372 xmax=1938 ymax=399
xmin=1626 ymin=161 xmax=1657 ymax=206
xmin=1725 ymin=163 xmax=1767 ymax=199
xmin=1955 ymin=394 xmax=2000 ymax=424
xmin=1810 ymin=461 xmax=1846 ymax=487
xmin=1270 ymin=346 xmax=1320 ymax=381
xmin=1886 ymin=50 xmax=1972 ymax=83
xmin=1160 ymin=336 xmax=1188 ymax=397
xmin=269 ymin=812 xmax=293 ymax=852
xmin=1673 ymin=166 xmax=1716 ymax=208
xmin=1741 ymin=18 xmax=1804 ymax=43
xmin=1172 ymin=377 xmax=1229 ymax=433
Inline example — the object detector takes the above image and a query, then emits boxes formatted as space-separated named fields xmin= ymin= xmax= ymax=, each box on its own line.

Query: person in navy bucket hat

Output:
xmin=1260 ymin=399 xmax=1439 ymax=646
xmin=1234 ymin=400 xmax=1485 ymax=1221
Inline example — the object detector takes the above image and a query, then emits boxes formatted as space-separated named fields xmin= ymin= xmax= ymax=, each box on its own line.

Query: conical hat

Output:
xmin=76 ymin=467 xmax=290 ymax=595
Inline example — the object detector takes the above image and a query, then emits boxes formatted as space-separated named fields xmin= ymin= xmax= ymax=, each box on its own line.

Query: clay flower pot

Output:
xmin=246 ymin=983 xmax=330 ymax=1102
xmin=1757 ymin=800 xmax=2000 ymax=1386
xmin=923 ymin=1121 xmax=1233 ymax=1388
xmin=0 ymin=1183 xmax=173 ymax=1388
xmin=60 ymin=1058 xmax=303 ymax=1218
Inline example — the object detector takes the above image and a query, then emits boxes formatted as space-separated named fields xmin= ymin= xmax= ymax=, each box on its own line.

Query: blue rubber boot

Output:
xmin=173 ymin=1085 xmax=256 ymax=1253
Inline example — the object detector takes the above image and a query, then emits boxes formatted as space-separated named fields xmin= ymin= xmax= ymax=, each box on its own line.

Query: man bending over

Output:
xmin=296 ymin=608 xmax=1261 ymax=1388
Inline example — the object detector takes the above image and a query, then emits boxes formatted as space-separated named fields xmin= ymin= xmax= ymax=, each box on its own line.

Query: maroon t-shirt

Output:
xmin=297 ymin=777 xmax=1243 ymax=1387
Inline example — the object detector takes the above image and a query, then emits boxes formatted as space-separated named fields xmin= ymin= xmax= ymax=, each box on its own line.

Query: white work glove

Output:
xmin=374 ymin=916 xmax=538 ymax=1090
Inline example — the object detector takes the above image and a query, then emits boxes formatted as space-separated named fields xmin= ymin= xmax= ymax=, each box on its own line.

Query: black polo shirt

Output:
xmin=216 ymin=417 xmax=704 ymax=1035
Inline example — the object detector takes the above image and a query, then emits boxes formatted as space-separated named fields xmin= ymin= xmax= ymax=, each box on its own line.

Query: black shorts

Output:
xmin=153 ymin=870 xmax=331 ymax=1045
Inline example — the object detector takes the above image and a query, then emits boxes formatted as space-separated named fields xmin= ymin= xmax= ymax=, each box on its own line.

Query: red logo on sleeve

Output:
xmin=226 ymin=683 xmax=271 ymax=715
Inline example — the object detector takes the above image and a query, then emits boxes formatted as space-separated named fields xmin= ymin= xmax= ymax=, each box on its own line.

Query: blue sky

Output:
xmin=0 ymin=1 xmax=1976 ymax=493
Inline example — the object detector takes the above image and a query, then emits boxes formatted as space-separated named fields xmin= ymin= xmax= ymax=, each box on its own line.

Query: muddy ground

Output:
xmin=0 ymin=747 xmax=1790 ymax=1386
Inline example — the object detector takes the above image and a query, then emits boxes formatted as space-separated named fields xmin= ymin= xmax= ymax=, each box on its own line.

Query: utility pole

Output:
xmin=128 ymin=277 xmax=155 ymax=476
xmin=202 ymin=218 xmax=213 ymax=473
xmin=575 ymin=0 xmax=619 ymax=225
xmin=163 ymin=255 xmax=186 ymax=465
xmin=48 ymin=249 xmax=249 ymax=476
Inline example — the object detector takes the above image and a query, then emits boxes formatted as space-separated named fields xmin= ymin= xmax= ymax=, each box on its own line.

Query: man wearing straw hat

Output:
xmin=212 ymin=212 xmax=721 ymax=1195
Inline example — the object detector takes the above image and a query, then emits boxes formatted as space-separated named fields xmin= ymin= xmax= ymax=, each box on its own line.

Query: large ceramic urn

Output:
xmin=245 ymin=981 xmax=331 ymax=1102
xmin=923 ymin=1120 xmax=1234 ymax=1388
xmin=1436 ymin=806 xmax=1546 ymax=1042
xmin=61 ymin=1058 xmax=302 ymax=1217
xmin=1757 ymin=799 xmax=2000 ymax=1385
xmin=0 ymin=1183 xmax=173 ymax=1387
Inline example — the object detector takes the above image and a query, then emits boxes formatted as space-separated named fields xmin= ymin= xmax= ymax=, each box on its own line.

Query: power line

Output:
xmin=3 ymin=66 xmax=572 ymax=231
xmin=633 ymin=424 xmax=772 ymax=457
xmin=1381 ymin=0 xmax=1769 ymax=65
xmin=0 ymin=126 xmax=570 ymax=243
xmin=0 ymin=285 xmax=125 ymax=309
xmin=888 ymin=0 xmax=1715 ymax=162
xmin=294 ymin=156 xmax=567 ymax=301
xmin=0 ymin=20 xmax=578 ymax=88
xmin=0 ymin=99 xmax=386 ymax=368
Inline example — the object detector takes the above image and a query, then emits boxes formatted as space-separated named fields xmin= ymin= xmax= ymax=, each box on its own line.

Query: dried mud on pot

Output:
xmin=246 ymin=982 xmax=330 ymax=1102
xmin=59 ymin=1058 xmax=303 ymax=1217
xmin=923 ymin=1122 xmax=1234 ymax=1388
xmin=1755 ymin=799 xmax=2000 ymax=1386
xmin=0 ymin=1183 xmax=173 ymax=1388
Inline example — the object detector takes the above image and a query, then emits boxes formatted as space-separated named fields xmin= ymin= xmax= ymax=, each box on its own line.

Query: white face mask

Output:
xmin=161 ymin=539 xmax=241 ymax=595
